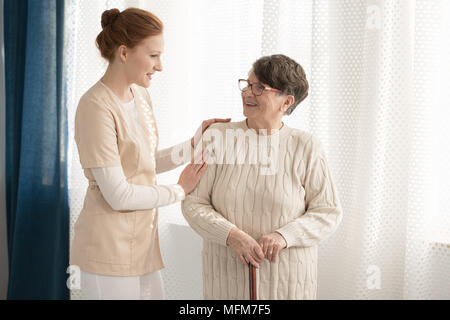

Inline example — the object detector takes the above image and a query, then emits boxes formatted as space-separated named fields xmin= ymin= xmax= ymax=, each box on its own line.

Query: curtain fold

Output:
xmin=0 ymin=0 xmax=10 ymax=301
xmin=4 ymin=0 xmax=69 ymax=299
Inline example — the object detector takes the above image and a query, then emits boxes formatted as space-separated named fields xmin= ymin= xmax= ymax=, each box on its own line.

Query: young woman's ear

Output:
xmin=118 ymin=45 xmax=128 ymax=63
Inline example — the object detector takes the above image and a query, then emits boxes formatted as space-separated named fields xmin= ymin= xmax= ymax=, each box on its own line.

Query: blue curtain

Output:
xmin=3 ymin=0 xmax=69 ymax=299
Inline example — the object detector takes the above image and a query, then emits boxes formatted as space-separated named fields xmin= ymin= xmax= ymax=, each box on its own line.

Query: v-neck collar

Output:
xmin=98 ymin=80 xmax=134 ymax=102
xmin=98 ymin=80 xmax=148 ymax=139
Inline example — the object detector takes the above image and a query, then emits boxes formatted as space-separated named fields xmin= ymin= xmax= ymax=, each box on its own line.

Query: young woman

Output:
xmin=69 ymin=7 xmax=230 ymax=300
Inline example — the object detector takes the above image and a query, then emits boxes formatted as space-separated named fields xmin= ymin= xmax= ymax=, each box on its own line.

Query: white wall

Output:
xmin=0 ymin=0 xmax=9 ymax=300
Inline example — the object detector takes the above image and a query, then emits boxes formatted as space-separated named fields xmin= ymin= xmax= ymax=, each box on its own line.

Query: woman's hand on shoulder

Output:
xmin=191 ymin=118 xmax=231 ymax=148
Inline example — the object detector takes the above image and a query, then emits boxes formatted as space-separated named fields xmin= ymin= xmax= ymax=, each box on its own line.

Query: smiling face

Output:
xmin=242 ymin=71 xmax=294 ymax=125
xmin=120 ymin=34 xmax=164 ymax=88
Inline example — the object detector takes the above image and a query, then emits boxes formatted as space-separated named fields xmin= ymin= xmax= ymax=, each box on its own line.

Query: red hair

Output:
xmin=96 ymin=8 xmax=164 ymax=63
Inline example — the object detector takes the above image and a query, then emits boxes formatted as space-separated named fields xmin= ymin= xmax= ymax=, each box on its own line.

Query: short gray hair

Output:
xmin=252 ymin=54 xmax=309 ymax=115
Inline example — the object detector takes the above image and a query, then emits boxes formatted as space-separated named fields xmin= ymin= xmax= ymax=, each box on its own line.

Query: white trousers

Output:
xmin=80 ymin=270 xmax=165 ymax=300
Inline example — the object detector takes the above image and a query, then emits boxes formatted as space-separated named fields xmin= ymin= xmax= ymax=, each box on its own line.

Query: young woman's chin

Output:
xmin=137 ymin=78 xmax=151 ymax=88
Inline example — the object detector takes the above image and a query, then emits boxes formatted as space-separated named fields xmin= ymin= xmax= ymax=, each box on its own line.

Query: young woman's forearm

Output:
xmin=91 ymin=166 xmax=185 ymax=211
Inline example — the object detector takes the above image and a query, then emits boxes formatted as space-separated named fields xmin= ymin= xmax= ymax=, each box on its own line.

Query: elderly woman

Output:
xmin=181 ymin=54 xmax=343 ymax=300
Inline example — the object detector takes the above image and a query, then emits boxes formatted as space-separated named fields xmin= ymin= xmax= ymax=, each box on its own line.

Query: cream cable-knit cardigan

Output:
xmin=181 ymin=120 xmax=343 ymax=299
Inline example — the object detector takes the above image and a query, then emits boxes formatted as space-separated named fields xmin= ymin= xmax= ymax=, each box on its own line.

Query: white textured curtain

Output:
xmin=66 ymin=0 xmax=450 ymax=300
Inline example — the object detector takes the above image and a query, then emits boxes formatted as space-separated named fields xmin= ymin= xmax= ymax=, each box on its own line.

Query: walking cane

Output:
xmin=249 ymin=263 xmax=257 ymax=300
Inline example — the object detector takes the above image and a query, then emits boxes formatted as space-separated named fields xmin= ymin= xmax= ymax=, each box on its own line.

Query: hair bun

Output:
xmin=101 ymin=8 xmax=120 ymax=29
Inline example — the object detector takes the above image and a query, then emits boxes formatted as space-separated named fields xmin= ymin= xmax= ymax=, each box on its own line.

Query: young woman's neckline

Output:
xmin=99 ymin=79 xmax=135 ymax=104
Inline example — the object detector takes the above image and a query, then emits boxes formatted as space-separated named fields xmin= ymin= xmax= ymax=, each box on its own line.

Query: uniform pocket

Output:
xmin=84 ymin=187 xmax=114 ymax=215
xmin=86 ymin=212 xmax=134 ymax=265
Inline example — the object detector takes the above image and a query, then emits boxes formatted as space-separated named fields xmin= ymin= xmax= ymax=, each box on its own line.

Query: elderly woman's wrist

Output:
xmin=226 ymin=227 xmax=239 ymax=246
xmin=274 ymin=231 xmax=288 ymax=248
xmin=274 ymin=229 xmax=291 ymax=248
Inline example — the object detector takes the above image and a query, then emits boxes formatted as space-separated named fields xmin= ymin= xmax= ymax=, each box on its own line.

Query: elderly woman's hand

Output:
xmin=257 ymin=232 xmax=287 ymax=263
xmin=226 ymin=227 xmax=265 ymax=268
xmin=191 ymin=118 xmax=231 ymax=148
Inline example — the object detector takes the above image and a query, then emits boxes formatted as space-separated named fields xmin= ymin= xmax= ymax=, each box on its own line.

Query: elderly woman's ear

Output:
xmin=281 ymin=95 xmax=295 ymax=113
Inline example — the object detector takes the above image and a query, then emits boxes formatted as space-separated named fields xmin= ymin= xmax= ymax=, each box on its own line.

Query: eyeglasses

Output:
xmin=238 ymin=79 xmax=281 ymax=96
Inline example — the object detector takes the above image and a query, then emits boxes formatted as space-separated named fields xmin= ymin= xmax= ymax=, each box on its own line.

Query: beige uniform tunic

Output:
xmin=70 ymin=80 xmax=185 ymax=276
